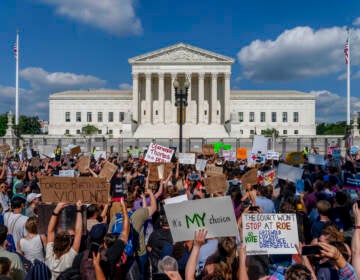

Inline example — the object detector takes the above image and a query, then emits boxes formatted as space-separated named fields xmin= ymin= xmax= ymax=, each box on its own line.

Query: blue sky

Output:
xmin=1 ymin=0 xmax=360 ymax=122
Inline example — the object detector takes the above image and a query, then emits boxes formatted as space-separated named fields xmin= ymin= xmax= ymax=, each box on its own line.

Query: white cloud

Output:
xmin=237 ymin=26 xmax=360 ymax=81
xmin=119 ymin=83 xmax=132 ymax=90
xmin=353 ymin=18 xmax=360 ymax=26
xmin=40 ymin=0 xmax=142 ymax=35
xmin=310 ymin=90 xmax=360 ymax=123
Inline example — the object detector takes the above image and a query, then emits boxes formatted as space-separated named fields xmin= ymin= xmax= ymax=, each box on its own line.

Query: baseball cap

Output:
xmin=27 ymin=193 xmax=42 ymax=203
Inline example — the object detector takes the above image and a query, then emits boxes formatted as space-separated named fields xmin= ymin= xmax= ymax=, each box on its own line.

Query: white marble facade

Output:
xmin=48 ymin=43 xmax=316 ymax=138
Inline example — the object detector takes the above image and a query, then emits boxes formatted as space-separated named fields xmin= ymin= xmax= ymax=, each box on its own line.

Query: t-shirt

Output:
xmin=131 ymin=207 xmax=150 ymax=256
xmin=4 ymin=212 xmax=28 ymax=251
xmin=45 ymin=242 xmax=77 ymax=280
xmin=147 ymin=228 xmax=173 ymax=268
xmin=0 ymin=247 xmax=25 ymax=280
xmin=25 ymin=206 xmax=36 ymax=218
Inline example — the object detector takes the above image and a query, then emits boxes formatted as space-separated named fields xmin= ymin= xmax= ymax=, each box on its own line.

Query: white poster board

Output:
xmin=222 ymin=149 xmax=236 ymax=161
xmin=164 ymin=196 xmax=238 ymax=242
xmin=58 ymin=170 xmax=75 ymax=177
xmin=243 ymin=213 xmax=299 ymax=255
xmin=251 ymin=135 xmax=268 ymax=155
xmin=164 ymin=194 xmax=188 ymax=205
xmin=178 ymin=153 xmax=196 ymax=165
xmin=195 ymin=159 xmax=207 ymax=171
xmin=308 ymin=154 xmax=325 ymax=165
xmin=144 ymin=143 xmax=174 ymax=163
xmin=277 ymin=163 xmax=303 ymax=183
xmin=94 ymin=151 xmax=106 ymax=161
xmin=266 ymin=151 xmax=280 ymax=160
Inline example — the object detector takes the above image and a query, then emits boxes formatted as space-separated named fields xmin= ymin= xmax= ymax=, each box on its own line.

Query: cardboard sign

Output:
xmin=0 ymin=144 xmax=10 ymax=153
xmin=157 ymin=164 xmax=165 ymax=180
xmin=243 ymin=213 xmax=299 ymax=255
xmin=58 ymin=170 xmax=75 ymax=177
xmin=204 ymin=174 xmax=227 ymax=194
xmin=251 ymin=135 xmax=268 ymax=155
xmin=178 ymin=153 xmax=196 ymax=165
xmin=148 ymin=163 xmax=173 ymax=181
xmin=98 ymin=161 xmax=118 ymax=182
xmin=343 ymin=177 xmax=360 ymax=190
xmin=77 ymin=156 xmax=90 ymax=174
xmin=164 ymin=194 xmax=188 ymax=205
xmin=237 ymin=148 xmax=248 ymax=160
xmin=308 ymin=154 xmax=325 ymax=165
xmin=94 ymin=151 xmax=106 ymax=161
xmin=145 ymin=143 xmax=174 ymax=163
xmin=222 ymin=149 xmax=236 ymax=161
xmin=70 ymin=146 xmax=81 ymax=156
xmin=39 ymin=177 xmax=110 ymax=204
xmin=195 ymin=159 xmax=207 ymax=171
xmin=286 ymin=152 xmax=304 ymax=165
xmin=164 ymin=196 xmax=238 ymax=242
xmin=266 ymin=151 xmax=280 ymax=161
xmin=202 ymin=144 xmax=215 ymax=155
xmin=241 ymin=169 xmax=258 ymax=189
xmin=206 ymin=164 xmax=223 ymax=176
xmin=277 ymin=163 xmax=303 ymax=183
xmin=30 ymin=157 xmax=41 ymax=168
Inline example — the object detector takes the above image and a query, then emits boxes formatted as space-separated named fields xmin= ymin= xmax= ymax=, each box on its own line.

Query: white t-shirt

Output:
xmin=19 ymin=234 xmax=44 ymax=263
xmin=45 ymin=242 xmax=77 ymax=280
xmin=4 ymin=212 xmax=28 ymax=251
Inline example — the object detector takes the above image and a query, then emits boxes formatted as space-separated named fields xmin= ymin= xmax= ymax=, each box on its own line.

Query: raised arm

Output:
xmin=0 ymin=159 xmax=6 ymax=179
xmin=352 ymin=202 xmax=360 ymax=277
xmin=47 ymin=202 xmax=68 ymax=244
xmin=185 ymin=229 xmax=207 ymax=280
xmin=175 ymin=161 xmax=180 ymax=180
xmin=119 ymin=199 xmax=129 ymax=243
xmin=71 ymin=200 xmax=83 ymax=253
xmin=146 ymin=189 xmax=157 ymax=217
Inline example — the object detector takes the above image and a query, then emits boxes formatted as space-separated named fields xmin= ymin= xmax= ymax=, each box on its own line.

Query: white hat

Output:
xmin=27 ymin=193 xmax=41 ymax=203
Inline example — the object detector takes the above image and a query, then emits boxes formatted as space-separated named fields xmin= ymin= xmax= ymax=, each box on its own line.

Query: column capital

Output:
xmin=211 ymin=72 xmax=218 ymax=79
xmin=224 ymin=72 xmax=231 ymax=79
xmin=145 ymin=73 xmax=152 ymax=79
xmin=198 ymin=72 xmax=205 ymax=79
xmin=158 ymin=72 xmax=165 ymax=79
xmin=132 ymin=72 xmax=139 ymax=79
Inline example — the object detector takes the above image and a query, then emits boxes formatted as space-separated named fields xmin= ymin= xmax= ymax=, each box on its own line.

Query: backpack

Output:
xmin=24 ymin=260 xmax=51 ymax=280
xmin=111 ymin=210 xmax=139 ymax=257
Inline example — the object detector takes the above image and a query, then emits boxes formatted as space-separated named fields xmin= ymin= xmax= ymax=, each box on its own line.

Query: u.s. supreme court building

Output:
xmin=48 ymin=43 xmax=316 ymax=138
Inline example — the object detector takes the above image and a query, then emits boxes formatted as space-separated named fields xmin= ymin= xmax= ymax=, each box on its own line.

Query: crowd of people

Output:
xmin=0 ymin=144 xmax=358 ymax=280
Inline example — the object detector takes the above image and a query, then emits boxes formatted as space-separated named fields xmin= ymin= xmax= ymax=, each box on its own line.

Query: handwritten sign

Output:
xmin=343 ymin=177 xmax=360 ymax=190
xmin=70 ymin=146 xmax=81 ymax=156
xmin=266 ymin=151 xmax=279 ymax=161
xmin=148 ymin=163 xmax=173 ymax=181
xmin=251 ymin=135 xmax=268 ymax=155
xmin=222 ymin=149 xmax=236 ymax=161
xmin=308 ymin=154 xmax=325 ymax=165
xmin=94 ymin=151 xmax=106 ymax=161
xmin=206 ymin=164 xmax=223 ymax=176
xmin=285 ymin=152 xmax=304 ymax=165
xmin=58 ymin=170 xmax=75 ymax=177
xmin=145 ymin=143 xmax=174 ymax=163
xmin=164 ymin=196 xmax=238 ymax=242
xmin=77 ymin=156 xmax=90 ymax=174
xmin=237 ymin=148 xmax=248 ymax=160
xmin=241 ymin=169 xmax=258 ymax=189
xmin=39 ymin=177 xmax=110 ymax=204
xmin=202 ymin=144 xmax=215 ymax=155
xmin=0 ymin=144 xmax=10 ymax=153
xmin=243 ymin=213 xmax=299 ymax=255
xmin=204 ymin=175 xmax=227 ymax=194
xmin=98 ymin=161 xmax=118 ymax=182
xmin=179 ymin=153 xmax=196 ymax=165
xmin=195 ymin=159 xmax=207 ymax=171
xmin=277 ymin=163 xmax=303 ymax=183
xmin=258 ymin=170 xmax=276 ymax=186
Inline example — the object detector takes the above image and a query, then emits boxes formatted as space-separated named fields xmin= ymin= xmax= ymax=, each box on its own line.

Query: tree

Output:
xmin=17 ymin=115 xmax=41 ymax=135
xmin=0 ymin=114 xmax=7 ymax=137
xmin=261 ymin=128 xmax=279 ymax=138
xmin=316 ymin=121 xmax=347 ymax=135
xmin=81 ymin=125 xmax=98 ymax=135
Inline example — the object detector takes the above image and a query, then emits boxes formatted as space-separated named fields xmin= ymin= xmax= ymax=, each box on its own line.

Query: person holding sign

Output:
xmin=45 ymin=201 xmax=83 ymax=280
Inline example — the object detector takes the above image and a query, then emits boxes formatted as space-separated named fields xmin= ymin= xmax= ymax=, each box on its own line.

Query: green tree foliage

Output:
xmin=316 ymin=121 xmax=347 ymax=135
xmin=0 ymin=114 xmax=7 ymax=137
xmin=82 ymin=125 xmax=98 ymax=135
xmin=17 ymin=115 xmax=41 ymax=135
xmin=261 ymin=128 xmax=279 ymax=137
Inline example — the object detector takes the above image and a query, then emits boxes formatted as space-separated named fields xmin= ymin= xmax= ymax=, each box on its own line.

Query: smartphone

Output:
xmin=302 ymin=245 xmax=321 ymax=256
xmin=249 ymin=206 xmax=259 ymax=211
xmin=88 ymin=242 xmax=100 ymax=259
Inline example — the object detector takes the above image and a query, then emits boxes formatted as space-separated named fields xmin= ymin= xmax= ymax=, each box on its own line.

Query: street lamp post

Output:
xmin=173 ymin=77 xmax=190 ymax=152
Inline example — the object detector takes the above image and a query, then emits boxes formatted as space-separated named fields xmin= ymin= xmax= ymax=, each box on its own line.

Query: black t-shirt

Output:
xmin=147 ymin=228 xmax=173 ymax=265
xmin=110 ymin=177 xmax=126 ymax=198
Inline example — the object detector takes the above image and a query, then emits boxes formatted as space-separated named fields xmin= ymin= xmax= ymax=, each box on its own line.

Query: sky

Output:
xmin=1 ymin=0 xmax=360 ymax=123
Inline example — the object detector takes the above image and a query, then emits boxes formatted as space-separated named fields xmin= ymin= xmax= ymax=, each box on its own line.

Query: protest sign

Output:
xmin=77 ymin=156 xmax=90 ymax=174
xmin=285 ymin=152 xmax=304 ymax=165
xmin=206 ymin=164 xmax=223 ymax=176
xmin=258 ymin=169 xmax=276 ymax=186
xmin=222 ymin=149 xmax=236 ymax=161
xmin=164 ymin=196 xmax=238 ymax=242
xmin=94 ymin=151 xmax=106 ymax=161
xmin=277 ymin=163 xmax=303 ymax=183
xmin=195 ymin=159 xmax=207 ymax=171
xmin=30 ymin=157 xmax=41 ymax=168
xmin=179 ymin=153 xmax=196 ymax=165
xmin=350 ymin=146 xmax=359 ymax=155
xmin=131 ymin=150 xmax=139 ymax=159
xmin=0 ymin=144 xmax=10 ymax=153
xmin=58 ymin=170 xmax=75 ymax=177
xmin=223 ymin=144 xmax=232 ymax=151
xmin=251 ymin=135 xmax=268 ymax=155
xmin=343 ymin=177 xmax=360 ymax=190
xmin=240 ymin=169 xmax=258 ymax=189
xmin=242 ymin=213 xmax=299 ymax=255
xmin=39 ymin=177 xmax=109 ymax=204
xmin=37 ymin=145 xmax=55 ymax=158
xmin=70 ymin=146 xmax=81 ymax=156
xmin=202 ymin=144 xmax=214 ymax=155
xmin=327 ymin=146 xmax=339 ymax=155
xmin=308 ymin=154 xmax=325 ymax=165
xmin=204 ymin=174 xmax=227 ymax=194
xmin=213 ymin=142 xmax=223 ymax=154
xmin=332 ymin=149 xmax=341 ymax=160
xmin=148 ymin=163 xmax=173 ymax=181
xmin=237 ymin=148 xmax=248 ymax=160
xmin=145 ymin=143 xmax=174 ymax=163
xmin=266 ymin=151 xmax=280 ymax=161
xmin=164 ymin=194 xmax=188 ymax=205
xmin=98 ymin=161 xmax=118 ymax=182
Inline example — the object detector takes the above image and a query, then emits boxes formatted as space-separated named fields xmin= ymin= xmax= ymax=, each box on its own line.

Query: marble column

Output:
xmin=145 ymin=73 xmax=152 ymax=124
xmin=198 ymin=72 xmax=205 ymax=124
xmin=186 ymin=72 xmax=192 ymax=124
xmin=132 ymin=73 xmax=139 ymax=123
xmin=211 ymin=72 xmax=218 ymax=124
xmin=171 ymin=73 xmax=177 ymax=123
xmin=224 ymin=72 xmax=231 ymax=122
xmin=158 ymin=72 xmax=165 ymax=124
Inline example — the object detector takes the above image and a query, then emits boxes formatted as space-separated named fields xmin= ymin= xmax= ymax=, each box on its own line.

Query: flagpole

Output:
xmin=346 ymin=27 xmax=351 ymax=126
xmin=15 ymin=30 xmax=19 ymax=126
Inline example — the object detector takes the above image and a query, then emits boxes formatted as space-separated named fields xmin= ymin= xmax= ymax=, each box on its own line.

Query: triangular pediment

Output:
xmin=129 ymin=43 xmax=234 ymax=64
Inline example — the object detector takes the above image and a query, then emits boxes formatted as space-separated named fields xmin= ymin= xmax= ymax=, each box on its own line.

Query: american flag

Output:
xmin=13 ymin=42 xmax=17 ymax=60
xmin=344 ymin=40 xmax=349 ymax=64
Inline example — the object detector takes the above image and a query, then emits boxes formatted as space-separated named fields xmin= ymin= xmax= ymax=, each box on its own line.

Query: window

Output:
xmin=240 ymin=130 xmax=243 ymax=135
xmin=144 ymin=110 xmax=146 ymax=115
xmin=261 ymin=130 xmax=265 ymax=135
xmin=238 ymin=112 xmax=244 ymax=122
xmin=271 ymin=112 xmax=276 ymax=122
xmin=283 ymin=130 xmax=287 ymax=135
xmin=65 ymin=112 xmax=70 ymax=122
xmin=282 ymin=112 xmax=288 ymax=122
xmin=250 ymin=130 xmax=255 ymax=135
xmin=204 ymin=110 xmax=207 ymax=116
xmin=98 ymin=130 xmax=102 ymax=134
xmin=260 ymin=112 xmax=266 ymax=122
xmin=119 ymin=112 xmax=125 ymax=122
xmin=217 ymin=110 xmax=219 ymax=115
xmin=293 ymin=112 xmax=299 ymax=122
xmin=249 ymin=112 xmax=255 ymax=122
xmin=87 ymin=112 xmax=92 ymax=122
xmin=98 ymin=112 xmax=103 ymax=122
xmin=108 ymin=112 xmax=114 ymax=122
xmin=76 ymin=129 xmax=81 ymax=134
xmin=76 ymin=112 xmax=81 ymax=122
xmin=155 ymin=110 xmax=158 ymax=116
xmin=120 ymin=130 xmax=123 ymax=134
xmin=108 ymin=129 xmax=113 ymax=135
xmin=65 ymin=129 xmax=69 ymax=134
xmin=294 ymin=130 xmax=299 ymax=135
